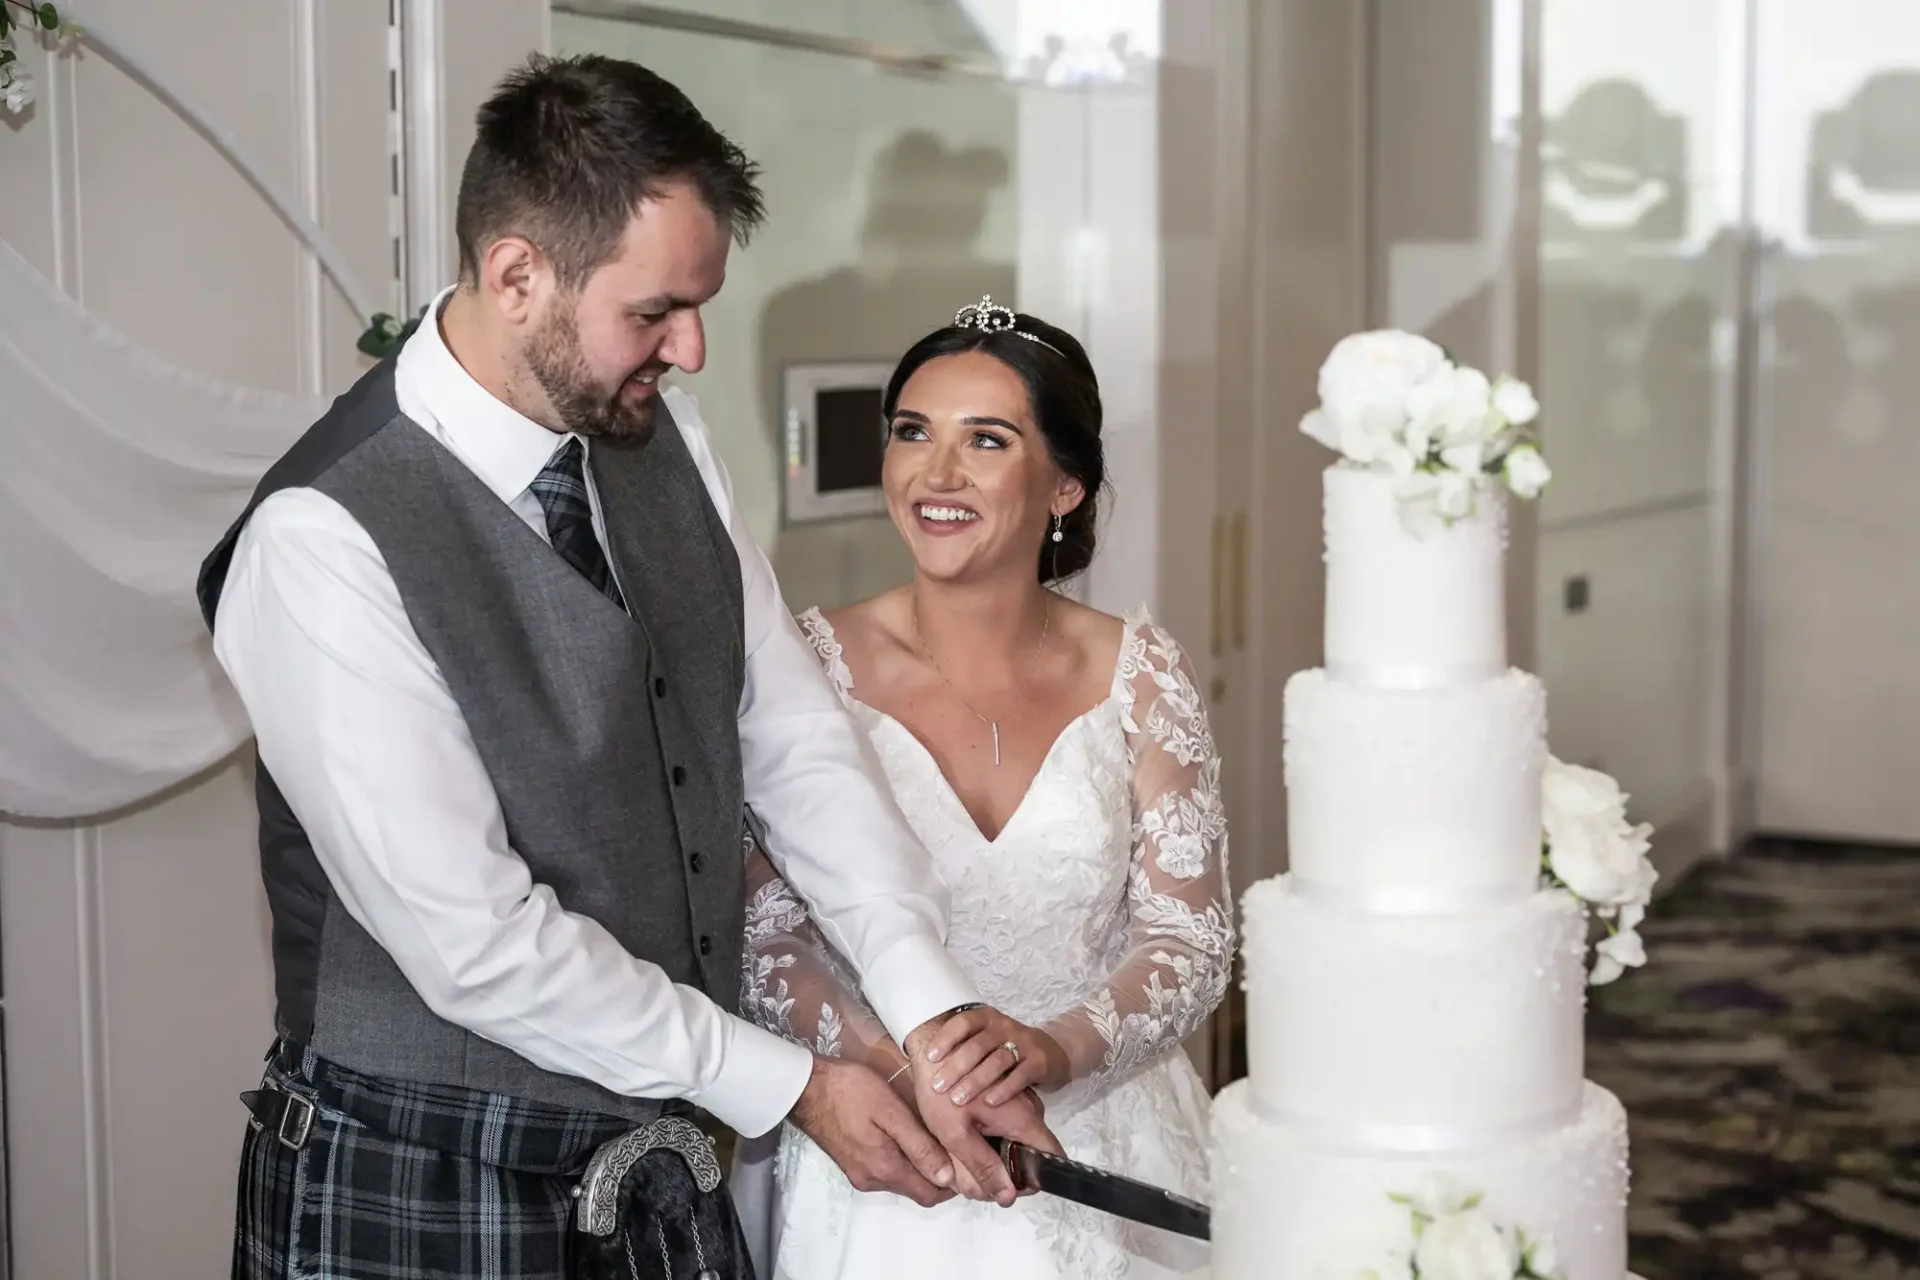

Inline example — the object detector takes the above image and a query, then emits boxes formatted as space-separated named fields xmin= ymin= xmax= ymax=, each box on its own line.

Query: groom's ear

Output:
xmin=482 ymin=235 xmax=550 ymax=324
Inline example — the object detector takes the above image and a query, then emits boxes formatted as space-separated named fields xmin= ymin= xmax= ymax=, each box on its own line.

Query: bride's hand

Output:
xmin=920 ymin=1006 xmax=1068 ymax=1107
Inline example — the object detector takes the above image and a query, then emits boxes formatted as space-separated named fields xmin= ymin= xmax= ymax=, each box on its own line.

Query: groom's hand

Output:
xmin=950 ymin=1087 xmax=1064 ymax=1202
xmin=789 ymin=1055 xmax=957 ymax=1207
xmin=904 ymin=1012 xmax=1063 ymax=1206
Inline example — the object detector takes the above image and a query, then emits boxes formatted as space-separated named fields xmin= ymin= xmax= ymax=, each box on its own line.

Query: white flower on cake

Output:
xmin=1300 ymin=330 xmax=1548 ymax=533
xmin=1538 ymin=755 xmax=1658 ymax=985
xmin=1501 ymin=445 xmax=1551 ymax=500
xmin=1369 ymin=1175 xmax=1565 ymax=1280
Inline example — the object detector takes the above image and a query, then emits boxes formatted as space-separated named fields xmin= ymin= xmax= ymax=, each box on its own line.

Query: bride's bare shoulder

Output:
xmin=1049 ymin=593 xmax=1129 ymax=664
xmin=814 ymin=589 xmax=917 ymax=668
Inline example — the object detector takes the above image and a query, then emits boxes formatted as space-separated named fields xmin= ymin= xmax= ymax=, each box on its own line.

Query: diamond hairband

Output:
xmin=953 ymin=295 xmax=1064 ymax=356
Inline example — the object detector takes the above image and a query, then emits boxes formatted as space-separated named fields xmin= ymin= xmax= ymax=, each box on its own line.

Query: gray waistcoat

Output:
xmin=198 ymin=359 xmax=746 ymax=1121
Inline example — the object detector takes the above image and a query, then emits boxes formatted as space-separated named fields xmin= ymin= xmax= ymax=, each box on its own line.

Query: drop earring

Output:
xmin=1051 ymin=514 xmax=1064 ymax=543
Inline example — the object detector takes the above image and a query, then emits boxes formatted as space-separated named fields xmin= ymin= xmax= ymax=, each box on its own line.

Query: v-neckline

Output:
xmin=802 ymin=605 xmax=1144 ymax=845
xmin=859 ymin=698 xmax=1111 ymax=845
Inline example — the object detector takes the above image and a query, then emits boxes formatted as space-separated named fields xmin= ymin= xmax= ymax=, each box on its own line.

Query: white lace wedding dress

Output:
xmin=734 ymin=605 xmax=1232 ymax=1280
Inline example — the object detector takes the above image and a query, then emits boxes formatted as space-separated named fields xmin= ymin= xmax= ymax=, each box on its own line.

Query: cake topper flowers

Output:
xmin=1300 ymin=330 xmax=1549 ymax=535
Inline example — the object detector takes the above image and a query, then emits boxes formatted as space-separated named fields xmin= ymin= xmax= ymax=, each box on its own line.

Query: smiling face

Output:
xmin=502 ymin=180 xmax=730 ymax=442
xmin=883 ymin=349 xmax=1085 ymax=584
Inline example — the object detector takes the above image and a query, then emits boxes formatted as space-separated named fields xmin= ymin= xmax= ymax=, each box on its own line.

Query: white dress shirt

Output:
xmin=211 ymin=288 xmax=978 ymax=1138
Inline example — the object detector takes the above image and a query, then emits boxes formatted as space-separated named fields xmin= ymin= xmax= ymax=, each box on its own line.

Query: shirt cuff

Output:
xmin=693 ymin=1019 xmax=815 ymax=1139
xmin=857 ymin=934 xmax=982 ymax=1048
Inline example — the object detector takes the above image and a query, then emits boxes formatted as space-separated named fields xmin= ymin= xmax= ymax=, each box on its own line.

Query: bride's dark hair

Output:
xmin=883 ymin=309 xmax=1106 ymax=583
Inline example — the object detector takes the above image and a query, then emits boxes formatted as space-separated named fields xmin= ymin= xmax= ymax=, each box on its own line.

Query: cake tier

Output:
xmin=1242 ymin=876 xmax=1588 ymax=1144
xmin=1324 ymin=463 xmax=1508 ymax=686
xmin=1212 ymin=1080 xmax=1629 ymax=1280
xmin=1284 ymin=668 xmax=1547 ymax=908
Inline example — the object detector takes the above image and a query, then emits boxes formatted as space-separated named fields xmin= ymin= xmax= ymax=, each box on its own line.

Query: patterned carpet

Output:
xmin=1588 ymin=837 xmax=1920 ymax=1279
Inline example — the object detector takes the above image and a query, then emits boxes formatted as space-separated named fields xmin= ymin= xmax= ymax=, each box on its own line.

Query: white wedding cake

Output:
xmin=1211 ymin=333 xmax=1653 ymax=1280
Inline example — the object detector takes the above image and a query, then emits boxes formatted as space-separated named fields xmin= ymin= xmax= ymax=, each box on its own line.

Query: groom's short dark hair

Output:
xmin=455 ymin=54 xmax=765 ymax=288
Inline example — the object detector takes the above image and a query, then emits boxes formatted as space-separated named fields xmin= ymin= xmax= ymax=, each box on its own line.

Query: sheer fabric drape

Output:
xmin=0 ymin=238 xmax=318 ymax=818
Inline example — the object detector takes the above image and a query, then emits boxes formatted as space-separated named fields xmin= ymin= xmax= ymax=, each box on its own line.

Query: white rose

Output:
xmin=1307 ymin=331 xmax=1450 ymax=465
xmin=1502 ymin=445 xmax=1552 ymax=499
xmin=1415 ymin=1209 xmax=1521 ymax=1280
xmin=1406 ymin=365 xmax=1495 ymax=456
xmin=1542 ymin=759 xmax=1651 ymax=906
xmin=1318 ymin=330 xmax=1448 ymax=415
xmin=1542 ymin=756 xmax=1629 ymax=823
xmin=1544 ymin=815 xmax=1649 ymax=906
xmin=1492 ymin=376 xmax=1540 ymax=427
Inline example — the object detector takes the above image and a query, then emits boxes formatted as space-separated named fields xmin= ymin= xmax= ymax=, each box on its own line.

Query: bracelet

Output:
xmin=887 ymin=1059 xmax=913 ymax=1083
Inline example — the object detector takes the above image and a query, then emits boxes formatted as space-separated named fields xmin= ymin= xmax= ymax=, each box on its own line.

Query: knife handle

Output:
xmin=991 ymin=1137 xmax=1038 ymax=1193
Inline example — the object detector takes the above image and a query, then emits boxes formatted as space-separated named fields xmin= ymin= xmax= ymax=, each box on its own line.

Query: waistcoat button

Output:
xmin=654 ymin=676 xmax=667 ymax=697
xmin=698 ymin=934 xmax=712 ymax=956
xmin=689 ymin=850 xmax=707 ymax=873
xmin=671 ymin=765 xmax=687 ymax=786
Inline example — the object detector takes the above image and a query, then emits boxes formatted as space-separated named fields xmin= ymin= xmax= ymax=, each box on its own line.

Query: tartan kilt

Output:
xmin=233 ymin=1041 xmax=754 ymax=1280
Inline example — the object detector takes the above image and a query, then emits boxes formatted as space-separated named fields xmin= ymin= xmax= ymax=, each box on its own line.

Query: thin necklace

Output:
xmin=911 ymin=592 xmax=1052 ymax=768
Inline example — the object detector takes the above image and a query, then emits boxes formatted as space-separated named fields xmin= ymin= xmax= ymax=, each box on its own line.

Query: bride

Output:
xmin=733 ymin=297 xmax=1232 ymax=1279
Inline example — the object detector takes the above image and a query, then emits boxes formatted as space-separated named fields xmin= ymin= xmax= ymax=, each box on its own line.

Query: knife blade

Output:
xmin=993 ymin=1138 xmax=1211 ymax=1240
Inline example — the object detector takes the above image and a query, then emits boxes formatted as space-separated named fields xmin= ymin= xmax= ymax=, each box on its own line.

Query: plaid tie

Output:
xmin=528 ymin=437 xmax=626 ymax=611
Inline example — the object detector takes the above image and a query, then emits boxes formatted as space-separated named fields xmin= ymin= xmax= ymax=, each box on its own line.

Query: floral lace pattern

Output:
xmin=745 ymin=605 xmax=1230 ymax=1279
xmin=741 ymin=825 xmax=873 ymax=1060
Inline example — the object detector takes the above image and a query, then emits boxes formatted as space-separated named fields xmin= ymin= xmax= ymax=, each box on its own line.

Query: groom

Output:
xmin=198 ymin=53 xmax=1052 ymax=1280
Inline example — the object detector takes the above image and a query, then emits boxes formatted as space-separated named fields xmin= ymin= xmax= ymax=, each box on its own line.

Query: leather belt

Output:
xmin=241 ymin=1074 xmax=318 ymax=1152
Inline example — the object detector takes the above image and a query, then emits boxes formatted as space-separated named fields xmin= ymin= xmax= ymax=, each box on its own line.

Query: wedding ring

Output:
xmin=1004 ymin=1040 xmax=1020 ymax=1064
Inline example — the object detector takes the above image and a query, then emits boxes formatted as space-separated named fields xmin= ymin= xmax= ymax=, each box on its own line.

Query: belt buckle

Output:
xmin=248 ymin=1071 xmax=316 ymax=1152
xmin=572 ymin=1116 xmax=720 ymax=1237
xmin=276 ymin=1089 xmax=316 ymax=1151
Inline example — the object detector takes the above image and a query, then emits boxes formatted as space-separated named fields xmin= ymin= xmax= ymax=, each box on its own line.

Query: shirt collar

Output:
xmin=395 ymin=285 xmax=575 ymax=504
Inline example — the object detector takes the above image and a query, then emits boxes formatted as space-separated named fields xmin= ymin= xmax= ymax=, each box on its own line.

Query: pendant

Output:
xmin=697 ymin=1270 xmax=721 ymax=1280
xmin=990 ymin=721 xmax=1001 ymax=767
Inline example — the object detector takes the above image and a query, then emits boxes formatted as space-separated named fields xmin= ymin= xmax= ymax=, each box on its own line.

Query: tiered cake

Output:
xmin=1210 ymin=460 xmax=1632 ymax=1279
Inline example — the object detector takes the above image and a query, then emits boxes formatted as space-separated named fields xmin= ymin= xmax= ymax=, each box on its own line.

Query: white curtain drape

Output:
xmin=0 ymin=237 xmax=322 ymax=820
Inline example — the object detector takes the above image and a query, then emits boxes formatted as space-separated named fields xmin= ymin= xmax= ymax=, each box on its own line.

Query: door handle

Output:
xmin=1229 ymin=511 xmax=1247 ymax=649
xmin=1210 ymin=514 xmax=1226 ymax=656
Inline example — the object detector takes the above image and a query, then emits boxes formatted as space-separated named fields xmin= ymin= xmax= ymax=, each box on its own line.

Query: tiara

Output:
xmin=953 ymin=294 xmax=1062 ymax=355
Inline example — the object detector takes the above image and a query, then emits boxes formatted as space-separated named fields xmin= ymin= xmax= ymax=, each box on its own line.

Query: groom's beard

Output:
xmin=525 ymin=308 xmax=661 ymax=443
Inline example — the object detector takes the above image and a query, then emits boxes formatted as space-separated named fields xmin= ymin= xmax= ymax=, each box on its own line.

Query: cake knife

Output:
xmin=992 ymin=1138 xmax=1211 ymax=1240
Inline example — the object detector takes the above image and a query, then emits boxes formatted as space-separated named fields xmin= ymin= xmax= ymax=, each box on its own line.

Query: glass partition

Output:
xmin=1530 ymin=0 xmax=1747 ymax=845
xmin=553 ymin=3 xmax=1157 ymax=612
xmin=1746 ymin=0 xmax=1920 ymax=839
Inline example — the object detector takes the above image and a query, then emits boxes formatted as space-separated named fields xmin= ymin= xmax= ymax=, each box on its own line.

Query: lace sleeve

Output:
xmin=739 ymin=815 xmax=896 ymax=1067
xmin=1040 ymin=621 xmax=1234 ymax=1089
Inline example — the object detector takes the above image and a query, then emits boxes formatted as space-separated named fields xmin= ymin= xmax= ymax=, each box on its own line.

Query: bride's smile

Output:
xmin=883 ymin=349 xmax=1083 ymax=582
